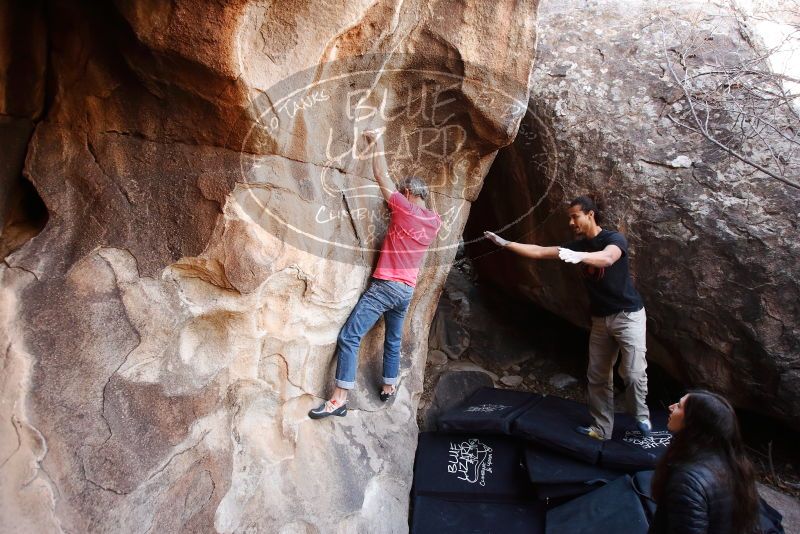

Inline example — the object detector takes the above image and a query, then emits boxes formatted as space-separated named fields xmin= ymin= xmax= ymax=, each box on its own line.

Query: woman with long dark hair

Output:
xmin=650 ymin=390 xmax=760 ymax=534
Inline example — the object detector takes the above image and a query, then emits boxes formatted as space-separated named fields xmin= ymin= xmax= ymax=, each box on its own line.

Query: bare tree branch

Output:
xmin=658 ymin=9 xmax=800 ymax=190
xmin=668 ymin=114 xmax=799 ymax=189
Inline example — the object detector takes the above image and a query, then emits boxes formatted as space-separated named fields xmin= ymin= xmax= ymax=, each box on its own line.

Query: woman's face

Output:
xmin=667 ymin=394 xmax=689 ymax=433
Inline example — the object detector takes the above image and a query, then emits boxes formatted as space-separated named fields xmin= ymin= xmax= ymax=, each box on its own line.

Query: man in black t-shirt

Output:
xmin=484 ymin=196 xmax=650 ymax=440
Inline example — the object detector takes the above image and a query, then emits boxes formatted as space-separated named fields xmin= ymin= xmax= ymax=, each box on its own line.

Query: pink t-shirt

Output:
xmin=373 ymin=191 xmax=442 ymax=287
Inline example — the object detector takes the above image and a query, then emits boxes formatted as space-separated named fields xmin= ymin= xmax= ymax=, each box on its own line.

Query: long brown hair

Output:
xmin=652 ymin=390 xmax=759 ymax=533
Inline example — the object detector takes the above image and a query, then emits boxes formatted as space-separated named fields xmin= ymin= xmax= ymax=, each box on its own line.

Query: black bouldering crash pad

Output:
xmin=413 ymin=432 xmax=532 ymax=502
xmin=524 ymin=445 xmax=624 ymax=501
xmin=545 ymin=475 xmax=649 ymax=534
xmin=438 ymin=387 xmax=543 ymax=435
xmin=631 ymin=469 xmax=656 ymax=520
xmin=599 ymin=410 xmax=671 ymax=471
xmin=512 ymin=395 xmax=603 ymax=465
xmin=411 ymin=496 xmax=546 ymax=534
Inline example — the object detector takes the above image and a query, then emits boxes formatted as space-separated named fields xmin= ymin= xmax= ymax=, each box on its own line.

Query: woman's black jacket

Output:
xmin=649 ymin=454 xmax=735 ymax=534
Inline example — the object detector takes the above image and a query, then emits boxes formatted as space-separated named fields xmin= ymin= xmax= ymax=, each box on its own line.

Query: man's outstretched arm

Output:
xmin=486 ymin=231 xmax=623 ymax=266
xmin=363 ymin=130 xmax=395 ymax=203
xmin=484 ymin=231 xmax=560 ymax=259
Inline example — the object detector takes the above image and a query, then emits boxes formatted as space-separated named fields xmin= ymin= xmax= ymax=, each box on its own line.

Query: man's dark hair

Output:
xmin=569 ymin=196 xmax=601 ymax=222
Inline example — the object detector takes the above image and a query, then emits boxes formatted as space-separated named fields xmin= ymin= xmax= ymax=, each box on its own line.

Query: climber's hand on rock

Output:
xmin=362 ymin=129 xmax=380 ymax=144
xmin=558 ymin=247 xmax=586 ymax=264
xmin=484 ymin=231 xmax=510 ymax=248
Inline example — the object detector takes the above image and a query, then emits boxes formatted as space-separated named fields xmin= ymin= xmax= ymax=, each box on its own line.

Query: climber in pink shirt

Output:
xmin=310 ymin=130 xmax=441 ymax=419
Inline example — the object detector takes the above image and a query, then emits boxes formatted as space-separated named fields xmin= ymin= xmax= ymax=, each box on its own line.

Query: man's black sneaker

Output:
xmin=308 ymin=400 xmax=347 ymax=419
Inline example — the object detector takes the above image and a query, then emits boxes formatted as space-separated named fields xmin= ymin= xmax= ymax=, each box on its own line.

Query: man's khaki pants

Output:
xmin=587 ymin=307 xmax=649 ymax=439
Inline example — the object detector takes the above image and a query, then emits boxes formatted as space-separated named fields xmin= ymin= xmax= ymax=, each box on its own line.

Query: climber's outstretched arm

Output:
xmin=363 ymin=130 xmax=396 ymax=203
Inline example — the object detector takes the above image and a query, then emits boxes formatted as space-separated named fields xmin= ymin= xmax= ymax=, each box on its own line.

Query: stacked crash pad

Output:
xmin=524 ymin=445 xmax=621 ymax=500
xmin=411 ymin=388 xmax=640 ymax=534
xmin=411 ymin=432 xmax=545 ymax=534
xmin=509 ymin=393 xmax=671 ymax=470
xmin=411 ymin=387 xmax=786 ymax=533
xmin=412 ymin=388 xmax=664 ymax=533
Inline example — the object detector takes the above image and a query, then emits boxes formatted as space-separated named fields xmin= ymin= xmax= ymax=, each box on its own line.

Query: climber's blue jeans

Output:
xmin=335 ymin=278 xmax=414 ymax=390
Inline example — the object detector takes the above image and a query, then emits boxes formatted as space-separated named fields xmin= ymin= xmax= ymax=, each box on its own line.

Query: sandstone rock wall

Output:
xmin=466 ymin=0 xmax=800 ymax=428
xmin=0 ymin=1 xmax=538 ymax=532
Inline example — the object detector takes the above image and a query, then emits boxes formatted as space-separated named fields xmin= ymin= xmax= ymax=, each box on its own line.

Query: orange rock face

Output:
xmin=0 ymin=1 xmax=538 ymax=531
